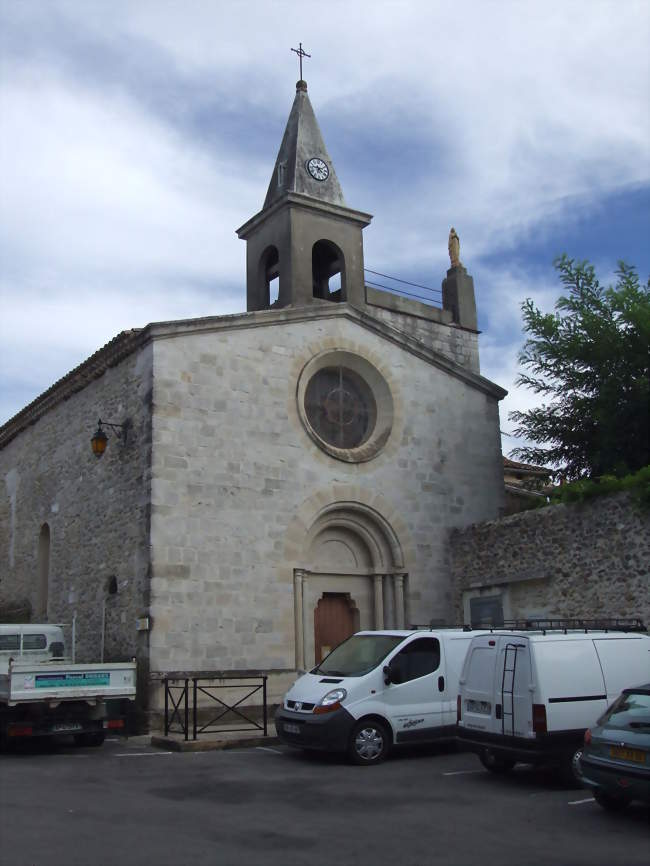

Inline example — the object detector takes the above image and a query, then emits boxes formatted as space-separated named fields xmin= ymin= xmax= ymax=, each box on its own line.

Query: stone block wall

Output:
xmin=451 ymin=492 xmax=650 ymax=628
xmin=0 ymin=343 xmax=153 ymax=672
xmin=366 ymin=294 xmax=480 ymax=374
xmin=146 ymin=310 xmax=504 ymax=687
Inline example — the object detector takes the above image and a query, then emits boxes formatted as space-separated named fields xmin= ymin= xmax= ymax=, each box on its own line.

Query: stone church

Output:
xmin=0 ymin=79 xmax=506 ymax=722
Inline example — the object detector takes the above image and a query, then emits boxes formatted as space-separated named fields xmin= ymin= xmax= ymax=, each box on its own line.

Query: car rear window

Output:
xmin=599 ymin=691 xmax=650 ymax=727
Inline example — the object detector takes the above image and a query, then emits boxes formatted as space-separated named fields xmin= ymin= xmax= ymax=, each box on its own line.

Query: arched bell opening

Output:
xmin=312 ymin=240 xmax=346 ymax=302
xmin=256 ymin=245 xmax=280 ymax=309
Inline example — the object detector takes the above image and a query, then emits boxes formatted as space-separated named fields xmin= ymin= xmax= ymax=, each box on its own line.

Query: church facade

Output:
xmin=0 ymin=81 xmax=506 ymax=721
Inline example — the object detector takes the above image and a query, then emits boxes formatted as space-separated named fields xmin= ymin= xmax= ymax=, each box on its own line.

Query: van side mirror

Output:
xmin=384 ymin=660 xmax=403 ymax=685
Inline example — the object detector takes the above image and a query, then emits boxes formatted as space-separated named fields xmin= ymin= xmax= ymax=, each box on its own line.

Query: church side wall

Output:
xmin=148 ymin=316 xmax=503 ymax=705
xmin=0 ymin=345 xmax=153 ymax=677
xmin=450 ymin=492 xmax=650 ymax=628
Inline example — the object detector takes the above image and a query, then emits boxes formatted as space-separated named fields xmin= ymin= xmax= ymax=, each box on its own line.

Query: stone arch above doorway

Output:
xmin=305 ymin=501 xmax=402 ymax=573
xmin=283 ymin=486 xmax=413 ymax=568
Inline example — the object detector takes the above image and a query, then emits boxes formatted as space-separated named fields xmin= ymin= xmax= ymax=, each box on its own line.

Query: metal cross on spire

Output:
xmin=291 ymin=42 xmax=311 ymax=80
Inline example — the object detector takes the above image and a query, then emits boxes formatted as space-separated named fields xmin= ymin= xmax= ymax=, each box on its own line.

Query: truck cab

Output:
xmin=0 ymin=624 xmax=66 ymax=672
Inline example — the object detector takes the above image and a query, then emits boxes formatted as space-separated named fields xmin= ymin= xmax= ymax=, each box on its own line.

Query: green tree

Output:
xmin=509 ymin=255 xmax=650 ymax=480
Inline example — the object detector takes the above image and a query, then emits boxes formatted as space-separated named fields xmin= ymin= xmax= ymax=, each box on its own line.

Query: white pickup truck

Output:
xmin=0 ymin=623 xmax=136 ymax=748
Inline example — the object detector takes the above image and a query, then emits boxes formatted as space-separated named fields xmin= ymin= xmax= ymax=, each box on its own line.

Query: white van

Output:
xmin=456 ymin=621 xmax=650 ymax=773
xmin=275 ymin=628 xmax=485 ymax=764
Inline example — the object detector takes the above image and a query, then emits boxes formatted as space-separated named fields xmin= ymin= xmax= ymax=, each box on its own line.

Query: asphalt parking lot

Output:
xmin=0 ymin=736 xmax=647 ymax=866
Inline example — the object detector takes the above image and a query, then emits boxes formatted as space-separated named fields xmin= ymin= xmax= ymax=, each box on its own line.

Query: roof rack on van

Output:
xmin=407 ymin=623 xmax=483 ymax=632
xmin=483 ymin=618 xmax=647 ymax=635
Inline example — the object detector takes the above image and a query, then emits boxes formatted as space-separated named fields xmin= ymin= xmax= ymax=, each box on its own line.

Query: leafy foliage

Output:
xmin=546 ymin=465 xmax=650 ymax=508
xmin=509 ymin=255 xmax=650 ymax=479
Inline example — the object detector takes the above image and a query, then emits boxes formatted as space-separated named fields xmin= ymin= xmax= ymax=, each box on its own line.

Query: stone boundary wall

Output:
xmin=451 ymin=491 xmax=650 ymax=628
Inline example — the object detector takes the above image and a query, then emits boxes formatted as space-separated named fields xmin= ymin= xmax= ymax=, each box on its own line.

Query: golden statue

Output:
xmin=448 ymin=227 xmax=461 ymax=268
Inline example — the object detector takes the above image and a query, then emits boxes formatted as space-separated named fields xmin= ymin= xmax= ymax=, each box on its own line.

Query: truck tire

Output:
xmin=479 ymin=748 xmax=516 ymax=773
xmin=348 ymin=719 xmax=391 ymax=765
xmin=73 ymin=731 xmax=106 ymax=748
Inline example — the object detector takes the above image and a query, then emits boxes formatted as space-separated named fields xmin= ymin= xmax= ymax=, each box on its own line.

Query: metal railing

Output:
xmin=163 ymin=673 xmax=268 ymax=741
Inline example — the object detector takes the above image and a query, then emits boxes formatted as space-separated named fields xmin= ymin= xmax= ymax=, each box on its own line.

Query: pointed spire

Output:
xmin=263 ymin=81 xmax=346 ymax=210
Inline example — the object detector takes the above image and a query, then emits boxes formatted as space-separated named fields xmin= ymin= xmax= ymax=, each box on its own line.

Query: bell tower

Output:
xmin=236 ymin=80 xmax=372 ymax=311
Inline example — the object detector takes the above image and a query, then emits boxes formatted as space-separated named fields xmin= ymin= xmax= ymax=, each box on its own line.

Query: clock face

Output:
xmin=306 ymin=157 xmax=329 ymax=181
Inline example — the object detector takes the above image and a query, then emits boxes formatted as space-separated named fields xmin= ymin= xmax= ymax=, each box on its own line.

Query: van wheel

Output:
xmin=570 ymin=749 xmax=583 ymax=783
xmin=73 ymin=732 xmax=105 ymax=748
xmin=593 ymin=788 xmax=630 ymax=811
xmin=348 ymin=719 xmax=390 ymax=765
xmin=479 ymin=748 xmax=515 ymax=773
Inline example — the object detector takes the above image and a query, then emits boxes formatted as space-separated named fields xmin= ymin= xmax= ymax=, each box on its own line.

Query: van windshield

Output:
xmin=313 ymin=634 xmax=404 ymax=677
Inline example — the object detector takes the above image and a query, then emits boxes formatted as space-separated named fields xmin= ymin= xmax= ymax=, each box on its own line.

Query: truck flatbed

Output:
xmin=0 ymin=660 xmax=137 ymax=706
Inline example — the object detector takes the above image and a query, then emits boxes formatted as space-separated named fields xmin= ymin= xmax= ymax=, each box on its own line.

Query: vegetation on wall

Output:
xmin=510 ymin=256 xmax=650 ymax=480
xmin=545 ymin=465 xmax=650 ymax=508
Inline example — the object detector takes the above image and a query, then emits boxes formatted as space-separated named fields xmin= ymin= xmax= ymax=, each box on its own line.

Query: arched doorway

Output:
xmin=293 ymin=503 xmax=406 ymax=669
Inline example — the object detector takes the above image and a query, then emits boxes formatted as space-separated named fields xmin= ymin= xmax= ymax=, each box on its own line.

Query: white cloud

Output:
xmin=0 ymin=70 xmax=254 ymax=282
xmin=1 ymin=0 xmax=648 ymax=433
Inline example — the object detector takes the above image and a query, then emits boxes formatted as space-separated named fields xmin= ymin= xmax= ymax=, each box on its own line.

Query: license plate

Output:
xmin=283 ymin=723 xmax=301 ymax=734
xmin=610 ymin=746 xmax=646 ymax=763
xmin=466 ymin=699 xmax=491 ymax=715
xmin=52 ymin=723 xmax=83 ymax=733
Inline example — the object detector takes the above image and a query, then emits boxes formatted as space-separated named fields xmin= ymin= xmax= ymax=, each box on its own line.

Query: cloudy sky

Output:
xmin=1 ymin=0 xmax=649 ymax=457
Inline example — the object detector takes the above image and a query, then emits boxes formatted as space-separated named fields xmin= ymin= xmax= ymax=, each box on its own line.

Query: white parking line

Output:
xmin=115 ymin=752 xmax=174 ymax=758
xmin=568 ymin=797 xmax=595 ymax=805
xmin=256 ymin=746 xmax=284 ymax=754
xmin=443 ymin=770 xmax=483 ymax=776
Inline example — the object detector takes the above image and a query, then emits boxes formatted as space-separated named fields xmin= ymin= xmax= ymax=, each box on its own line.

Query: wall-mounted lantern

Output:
xmin=91 ymin=418 xmax=131 ymax=458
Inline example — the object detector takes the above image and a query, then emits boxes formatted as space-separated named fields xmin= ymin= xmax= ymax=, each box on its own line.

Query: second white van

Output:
xmin=456 ymin=621 xmax=650 ymax=773
xmin=275 ymin=628 xmax=484 ymax=764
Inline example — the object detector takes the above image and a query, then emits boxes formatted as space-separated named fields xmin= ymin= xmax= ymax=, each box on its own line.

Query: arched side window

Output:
xmin=312 ymin=240 xmax=345 ymax=302
xmin=36 ymin=523 xmax=50 ymax=620
xmin=257 ymin=245 xmax=280 ymax=308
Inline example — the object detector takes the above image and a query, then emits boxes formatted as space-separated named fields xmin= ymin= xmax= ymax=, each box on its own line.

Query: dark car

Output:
xmin=577 ymin=683 xmax=650 ymax=811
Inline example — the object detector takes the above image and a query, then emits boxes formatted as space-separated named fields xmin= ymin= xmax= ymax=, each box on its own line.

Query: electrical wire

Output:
xmin=364 ymin=268 xmax=442 ymax=295
xmin=365 ymin=279 xmax=442 ymax=307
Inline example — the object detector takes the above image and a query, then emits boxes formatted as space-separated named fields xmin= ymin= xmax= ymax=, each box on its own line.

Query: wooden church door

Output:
xmin=314 ymin=593 xmax=359 ymax=663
